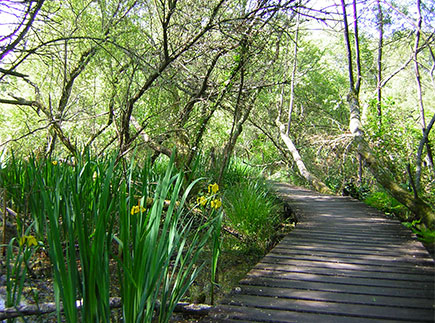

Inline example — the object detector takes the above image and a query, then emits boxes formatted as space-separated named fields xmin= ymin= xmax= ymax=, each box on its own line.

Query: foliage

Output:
xmin=118 ymin=154 xmax=220 ymax=323
xmin=4 ymin=234 xmax=39 ymax=310
xmin=363 ymin=190 xmax=410 ymax=219
xmin=402 ymin=219 xmax=435 ymax=245
xmin=0 ymin=152 xmax=222 ymax=322
xmin=220 ymin=157 xmax=264 ymax=187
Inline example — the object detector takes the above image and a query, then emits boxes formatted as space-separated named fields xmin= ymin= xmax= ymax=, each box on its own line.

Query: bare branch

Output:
xmin=0 ymin=0 xmax=45 ymax=61
xmin=0 ymin=123 xmax=51 ymax=148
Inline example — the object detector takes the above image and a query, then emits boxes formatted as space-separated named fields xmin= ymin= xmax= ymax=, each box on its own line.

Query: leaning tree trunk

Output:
xmin=341 ymin=0 xmax=435 ymax=228
xmin=355 ymin=136 xmax=434 ymax=228
xmin=413 ymin=0 xmax=435 ymax=191
xmin=278 ymin=8 xmax=331 ymax=195
xmin=276 ymin=122 xmax=332 ymax=194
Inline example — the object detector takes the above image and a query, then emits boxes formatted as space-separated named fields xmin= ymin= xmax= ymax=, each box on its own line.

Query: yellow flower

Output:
xmin=26 ymin=235 xmax=37 ymax=247
xmin=19 ymin=235 xmax=38 ymax=247
xmin=208 ymin=183 xmax=219 ymax=194
xmin=52 ymin=161 xmax=58 ymax=166
xmin=197 ymin=196 xmax=207 ymax=207
xmin=131 ymin=205 xmax=145 ymax=215
xmin=211 ymin=199 xmax=222 ymax=209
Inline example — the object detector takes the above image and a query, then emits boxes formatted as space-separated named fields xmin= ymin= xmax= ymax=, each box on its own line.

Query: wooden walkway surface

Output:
xmin=206 ymin=183 xmax=435 ymax=322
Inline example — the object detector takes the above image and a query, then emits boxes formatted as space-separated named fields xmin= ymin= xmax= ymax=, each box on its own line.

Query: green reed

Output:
xmin=30 ymin=154 xmax=118 ymax=322
xmin=1 ymin=151 xmax=222 ymax=322
xmin=118 ymin=153 xmax=219 ymax=322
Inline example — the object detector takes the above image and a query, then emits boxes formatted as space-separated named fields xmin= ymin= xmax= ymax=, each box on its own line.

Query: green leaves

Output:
xmin=118 ymin=153 xmax=218 ymax=323
xmin=1 ymin=151 xmax=221 ymax=322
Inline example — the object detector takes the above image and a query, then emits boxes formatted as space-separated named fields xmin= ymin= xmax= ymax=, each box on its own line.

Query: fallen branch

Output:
xmin=190 ymin=208 xmax=245 ymax=241
xmin=0 ymin=299 xmax=120 ymax=320
xmin=0 ymin=298 xmax=212 ymax=320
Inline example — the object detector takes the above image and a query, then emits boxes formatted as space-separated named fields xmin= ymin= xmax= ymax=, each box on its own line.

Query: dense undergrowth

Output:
xmin=0 ymin=151 xmax=286 ymax=322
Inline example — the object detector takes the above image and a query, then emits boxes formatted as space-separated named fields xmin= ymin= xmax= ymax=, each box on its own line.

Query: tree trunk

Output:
xmin=376 ymin=0 xmax=383 ymax=129
xmin=277 ymin=122 xmax=331 ymax=194
xmin=341 ymin=0 xmax=435 ymax=228
xmin=286 ymin=9 xmax=300 ymax=134
xmin=278 ymin=9 xmax=331 ymax=194
xmin=413 ymin=0 xmax=434 ymax=191
xmin=356 ymin=136 xmax=434 ymax=228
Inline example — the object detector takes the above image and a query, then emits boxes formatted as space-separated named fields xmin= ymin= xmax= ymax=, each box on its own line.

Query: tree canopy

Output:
xmin=1 ymin=0 xmax=434 ymax=227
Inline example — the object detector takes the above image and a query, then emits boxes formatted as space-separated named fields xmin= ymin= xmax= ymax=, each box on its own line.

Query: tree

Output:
xmin=340 ymin=0 xmax=435 ymax=228
xmin=275 ymin=7 xmax=331 ymax=193
xmin=412 ymin=0 xmax=435 ymax=191
xmin=0 ymin=0 xmax=45 ymax=63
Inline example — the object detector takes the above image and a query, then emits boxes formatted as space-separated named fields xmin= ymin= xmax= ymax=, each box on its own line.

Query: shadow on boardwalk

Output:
xmin=205 ymin=183 xmax=435 ymax=322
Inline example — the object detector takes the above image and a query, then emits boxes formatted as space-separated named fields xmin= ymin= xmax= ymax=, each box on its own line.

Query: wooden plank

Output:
xmin=281 ymin=233 xmax=423 ymax=248
xmin=271 ymin=246 xmax=431 ymax=262
xmin=280 ymin=235 xmax=418 ymax=247
xmin=291 ymin=227 xmax=418 ymax=244
xmin=240 ymin=275 xmax=434 ymax=299
xmin=260 ymin=256 xmax=435 ymax=275
xmin=273 ymin=242 xmax=430 ymax=257
xmin=245 ymin=268 xmax=434 ymax=289
xmin=290 ymin=230 xmax=414 ymax=241
xmin=232 ymin=285 xmax=435 ymax=309
xmin=274 ymin=242 xmax=431 ymax=260
xmin=264 ymin=253 xmax=435 ymax=270
xmin=273 ymin=241 xmax=430 ymax=257
xmin=254 ymin=262 xmax=435 ymax=282
xmin=288 ymin=231 xmax=417 ymax=242
xmin=270 ymin=246 xmax=435 ymax=265
xmin=209 ymin=305 xmax=402 ymax=323
xmin=220 ymin=294 xmax=434 ymax=322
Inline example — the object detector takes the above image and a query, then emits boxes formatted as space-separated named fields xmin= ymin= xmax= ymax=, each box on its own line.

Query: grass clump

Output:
xmin=223 ymin=180 xmax=281 ymax=251
xmin=402 ymin=219 xmax=435 ymax=245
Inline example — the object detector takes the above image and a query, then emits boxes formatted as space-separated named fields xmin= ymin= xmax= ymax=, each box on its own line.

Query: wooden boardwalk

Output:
xmin=206 ymin=183 xmax=435 ymax=322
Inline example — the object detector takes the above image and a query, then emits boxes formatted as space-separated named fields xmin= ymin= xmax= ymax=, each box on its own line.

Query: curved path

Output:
xmin=207 ymin=183 xmax=435 ymax=322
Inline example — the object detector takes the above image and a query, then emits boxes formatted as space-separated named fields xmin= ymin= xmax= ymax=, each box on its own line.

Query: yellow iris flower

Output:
xmin=130 ymin=205 xmax=146 ymax=215
xmin=197 ymin=196 xmax=207 ymax=206
xmin=211 ymin=199 xmax=222 ymax=209
xmin=208 ymin=183 xmax=219 ymax=194
xmin=19 ymin=235 xmax=38 ymax=247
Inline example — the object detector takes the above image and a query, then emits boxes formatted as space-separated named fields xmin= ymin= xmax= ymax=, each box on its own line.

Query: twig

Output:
xmin=0 ymin=206 xmax=18 ymax=218
xmin=193 ymin=211 xmax=244 ymax=241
